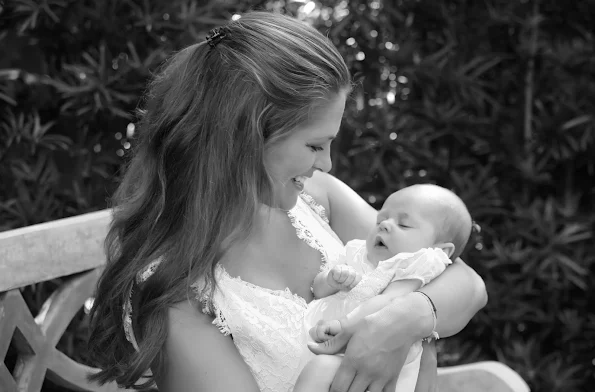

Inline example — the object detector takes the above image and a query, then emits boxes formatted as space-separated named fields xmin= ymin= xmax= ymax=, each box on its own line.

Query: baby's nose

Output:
xmin=379 ymin=221 xmax=391 ymax=232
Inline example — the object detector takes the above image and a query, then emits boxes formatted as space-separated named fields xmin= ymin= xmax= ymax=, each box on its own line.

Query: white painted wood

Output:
xmin=437 ymin=361 xmax=530 ymax=392
xmin=0 ymin=210 xmax=112 ymax=291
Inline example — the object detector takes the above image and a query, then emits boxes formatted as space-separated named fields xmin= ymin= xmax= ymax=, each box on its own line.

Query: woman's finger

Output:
xmin=308 ymin=326 xmax=317 ymax=341
xmin=315 ymin=324 xmax=326 ymax=341
xmin=367 ymin=379 xmax=386 ymax=392
xmin=382 ymin=378 xmax=397 ymax=392
xmin=328 ymin=359 xmax=356 ymax=392
xmin=346 ymin=373 xmax=372 ymax=392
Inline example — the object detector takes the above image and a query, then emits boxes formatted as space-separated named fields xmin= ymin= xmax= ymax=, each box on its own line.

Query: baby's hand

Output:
xmin=309 ymin=319 xmax=342 ymax=342
xmin=327 ymin=264 xmax=362 ymax=291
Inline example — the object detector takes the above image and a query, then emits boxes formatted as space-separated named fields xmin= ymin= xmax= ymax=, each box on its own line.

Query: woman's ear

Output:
xmin=435 ymin=242 xmax=455 ymax=258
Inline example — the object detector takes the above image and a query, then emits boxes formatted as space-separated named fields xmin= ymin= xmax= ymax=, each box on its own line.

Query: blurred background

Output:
xmin=0 ymin=0 xmax=594 ymax=391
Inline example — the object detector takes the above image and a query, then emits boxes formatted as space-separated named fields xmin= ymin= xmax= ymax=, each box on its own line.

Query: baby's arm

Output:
xmin=294 ymin=355 xmax=342 ymax=392
xmin=311 ymin=264 xmax=362 ymax=299
xmin=382 ymin=278 xmax=423 ymax=298
xmin=347 ymin=279 xmax=423 ymax=322
xmin=310 ymin=248 xmax=452 ymax=341
xmin=309 ymin=279 xmax=420 ymax=342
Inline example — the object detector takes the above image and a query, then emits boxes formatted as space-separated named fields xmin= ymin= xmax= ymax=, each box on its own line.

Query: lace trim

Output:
xmin=123 ymin=258 xmax=164 ymax=351
xmin=299 ymin=192 xmax=329 ymax=224
xmin=287 ymin=208 xmax=328 ymax=269
xmin=189 ymin=271 xmax=233 ymax=335
xmin=136 ymin=258 xmax=163 ymax=284
xmin=216 ymin=264 xmax=308 ymax=307
xmin=213 ymin=307 xmax=232 ymax=335
xmin=122 ymin=285 xmax=139 ymax=351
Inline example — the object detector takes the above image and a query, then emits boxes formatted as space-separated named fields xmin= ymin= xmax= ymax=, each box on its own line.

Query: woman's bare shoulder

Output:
xmin=157 ymin=299 xmax=260 ymax=392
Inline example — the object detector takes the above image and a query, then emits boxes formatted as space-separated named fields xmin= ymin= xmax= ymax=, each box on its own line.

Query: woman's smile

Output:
xmin=291 ymin=175 xmax=310 ymax=190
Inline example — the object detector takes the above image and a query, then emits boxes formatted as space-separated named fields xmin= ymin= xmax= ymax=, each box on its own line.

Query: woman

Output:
xmin=87 ymin=11 xmax=487 ymax=392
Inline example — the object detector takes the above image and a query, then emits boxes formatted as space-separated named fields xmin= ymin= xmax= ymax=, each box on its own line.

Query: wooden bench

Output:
xmin=0 ymin=210 xmax=531 ymax=392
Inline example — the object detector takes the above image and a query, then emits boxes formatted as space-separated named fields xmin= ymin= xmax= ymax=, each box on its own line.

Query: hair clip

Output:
xmin=206 ymin=27 xmax=227 ymax=48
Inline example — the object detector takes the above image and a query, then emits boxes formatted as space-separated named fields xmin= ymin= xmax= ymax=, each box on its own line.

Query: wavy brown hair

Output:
xmin=87 ymin=11 xmax=351 ymax=389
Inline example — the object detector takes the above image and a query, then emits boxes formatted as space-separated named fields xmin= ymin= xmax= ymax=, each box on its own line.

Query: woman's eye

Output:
xmin=308 ymin=145 xmax=324 ymax=152
xmin=398 ymin=224 xmax=411 ymax=229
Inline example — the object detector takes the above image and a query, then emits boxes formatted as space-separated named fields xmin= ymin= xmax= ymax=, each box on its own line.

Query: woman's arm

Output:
xmin=310 ymin=171 xmax=376 ymax=242
xmin=419 ymin=258 xmax=488 ymax=337
xmin=157 ymin=300 xmax=260 ymax=392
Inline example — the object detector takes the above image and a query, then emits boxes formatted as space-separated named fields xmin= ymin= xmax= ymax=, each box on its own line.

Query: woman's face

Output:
xmin=264 ymin=91 xmax=347 ymax=210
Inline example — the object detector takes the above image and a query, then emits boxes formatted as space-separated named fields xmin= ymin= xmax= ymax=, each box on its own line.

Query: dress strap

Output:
xmin=299 ymin=192 xmax=329 ymax=224
xmin=191 ymin=267 xmax=232 ymax=336
xmin=122 ymin=258 xmax=164 ymax=351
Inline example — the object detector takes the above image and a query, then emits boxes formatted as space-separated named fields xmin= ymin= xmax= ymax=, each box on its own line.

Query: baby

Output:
xmin=294 ymin=184 xmax=473 ymax=392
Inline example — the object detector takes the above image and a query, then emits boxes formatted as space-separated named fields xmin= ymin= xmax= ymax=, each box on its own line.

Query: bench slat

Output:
xmin=437 ymin=361 xmax=530 ymax=392
xmin=0 ymin=210 xmax=111 ymax=291
xmin=48 ymin=350 xmax=133 ymax=392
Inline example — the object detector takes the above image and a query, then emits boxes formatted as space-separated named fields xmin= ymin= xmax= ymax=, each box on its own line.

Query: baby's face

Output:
xmin=366 ymin=191 xmax=437 ymax=264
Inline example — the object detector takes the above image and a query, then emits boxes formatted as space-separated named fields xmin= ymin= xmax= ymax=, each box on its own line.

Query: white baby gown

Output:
xmin=304 ymin=240 xmax=452 ymax=392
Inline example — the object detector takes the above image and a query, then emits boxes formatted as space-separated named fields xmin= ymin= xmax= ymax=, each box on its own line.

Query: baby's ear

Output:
xmin=435 ymin=242 xmax=455 ymax=258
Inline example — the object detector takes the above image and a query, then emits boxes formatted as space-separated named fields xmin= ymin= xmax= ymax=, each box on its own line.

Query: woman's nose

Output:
xmin=315 ymin=151 xmax=332 ymax=173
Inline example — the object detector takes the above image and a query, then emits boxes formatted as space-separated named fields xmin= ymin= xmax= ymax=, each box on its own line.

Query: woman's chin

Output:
xmin=273 ymin=187 xmax=301 ymax=210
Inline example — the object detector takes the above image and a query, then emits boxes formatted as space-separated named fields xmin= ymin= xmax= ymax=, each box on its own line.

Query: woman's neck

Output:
xmin=219 ymin=205 xmax=290 ymax=267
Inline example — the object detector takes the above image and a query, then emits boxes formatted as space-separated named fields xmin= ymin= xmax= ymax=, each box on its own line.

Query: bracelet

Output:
xmin=414 ymin=290 xmax=437 ymax=316
xmin=413 ymin=291 xmax=440 ymax=341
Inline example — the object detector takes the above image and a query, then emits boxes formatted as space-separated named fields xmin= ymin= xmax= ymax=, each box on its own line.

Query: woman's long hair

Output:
xmin=87 ymin=11 xmax=351 ymax=389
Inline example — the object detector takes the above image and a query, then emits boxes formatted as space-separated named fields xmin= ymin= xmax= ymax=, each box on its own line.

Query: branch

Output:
xmin=523 ymin=0 xmax=540 ymax=153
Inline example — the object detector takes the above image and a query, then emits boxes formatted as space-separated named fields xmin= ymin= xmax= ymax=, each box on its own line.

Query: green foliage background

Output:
xmin=1 ymin=0 xmax=594 ymax=391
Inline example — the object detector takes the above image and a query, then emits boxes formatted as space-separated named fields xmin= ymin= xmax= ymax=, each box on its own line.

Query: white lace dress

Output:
xmin=192 ymin=193 xmax=345 ymax=392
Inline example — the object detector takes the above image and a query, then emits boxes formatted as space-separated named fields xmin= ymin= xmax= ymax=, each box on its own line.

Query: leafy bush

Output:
xmin=1 ymin=0 xmax=593 ymax=391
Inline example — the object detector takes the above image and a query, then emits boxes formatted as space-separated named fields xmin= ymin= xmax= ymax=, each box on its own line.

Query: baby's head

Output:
xmin=366 ymin=184 xmax=472 ymax=264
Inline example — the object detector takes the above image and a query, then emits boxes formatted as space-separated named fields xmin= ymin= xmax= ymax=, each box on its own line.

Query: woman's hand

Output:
xmin=308 ymin=294 xmax=432 ymax=392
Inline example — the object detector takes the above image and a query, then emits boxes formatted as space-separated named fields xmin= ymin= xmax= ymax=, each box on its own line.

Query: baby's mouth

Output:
xmin=374 ymin=236 xmax=387 ymax=249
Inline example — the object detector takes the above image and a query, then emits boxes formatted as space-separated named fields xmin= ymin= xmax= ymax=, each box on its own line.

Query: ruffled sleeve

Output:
xmin=377 ymin=248 xmax=452 ymax=287
xmin=191 ymin=271 xmax=231 ymax=336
